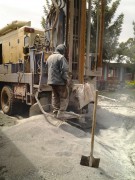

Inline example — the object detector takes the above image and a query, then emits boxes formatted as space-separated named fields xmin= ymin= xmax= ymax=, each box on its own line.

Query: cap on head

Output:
xmin=55 ymin=44 xmax=66 ymax=55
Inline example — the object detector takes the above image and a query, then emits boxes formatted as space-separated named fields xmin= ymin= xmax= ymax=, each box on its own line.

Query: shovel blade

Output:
xmin=89 ymin=156 xmax=100 ymax=168
xmin=80 ymin=155 xmax=100 ymax=168
xmin=80 ymin=155 xmax=89 ymax=166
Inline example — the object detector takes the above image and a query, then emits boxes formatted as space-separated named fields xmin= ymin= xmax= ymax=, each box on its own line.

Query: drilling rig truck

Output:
xmin=0 ymin=0 xmax=105 ymax=117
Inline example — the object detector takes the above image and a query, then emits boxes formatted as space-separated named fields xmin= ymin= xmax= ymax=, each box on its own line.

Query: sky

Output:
xmin=0 ymin=0 xmax=135 ymax=42
xmin=115 ymin=0 xmax=135 ymax=42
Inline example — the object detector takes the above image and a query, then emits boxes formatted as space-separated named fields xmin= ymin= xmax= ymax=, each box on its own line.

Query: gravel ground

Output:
xmin=0 ymin=88 xmax=135 ymax=180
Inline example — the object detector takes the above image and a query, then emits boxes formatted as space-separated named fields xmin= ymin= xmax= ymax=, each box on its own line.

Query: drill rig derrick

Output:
xmin=34 ymin=0 xmax=105 ymax=126
xmin=0 ymin=0 xmax=105 ymax=126
xmin=44 ymin=0 xmax=105 ymax=83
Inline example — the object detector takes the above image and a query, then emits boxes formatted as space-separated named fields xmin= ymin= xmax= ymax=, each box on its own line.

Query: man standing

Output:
xmin=46 ymin=44 xmax=69 ymax=119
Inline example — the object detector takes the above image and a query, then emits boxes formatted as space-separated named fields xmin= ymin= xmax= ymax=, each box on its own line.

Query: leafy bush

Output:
xmin=126 ymin=81 xmax=135 ymax=88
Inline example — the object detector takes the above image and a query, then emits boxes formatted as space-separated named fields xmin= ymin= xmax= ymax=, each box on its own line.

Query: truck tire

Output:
xmin=1 ymin=86 xmax=15 ymax=115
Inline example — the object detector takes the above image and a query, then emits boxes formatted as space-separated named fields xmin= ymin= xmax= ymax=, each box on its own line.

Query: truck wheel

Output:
xmin=1 ymin=86 xmax=15 ymax=115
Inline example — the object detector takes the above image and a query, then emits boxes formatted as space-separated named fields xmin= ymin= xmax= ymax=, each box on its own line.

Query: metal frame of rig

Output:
xmin=0 ymin=0 xmax=105 ymax=115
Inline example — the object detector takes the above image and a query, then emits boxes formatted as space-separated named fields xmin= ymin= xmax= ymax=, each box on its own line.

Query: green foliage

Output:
xmin=41 ymin=0 xmax=51 ymax=29
xmin=117 ymin=32 xmax=135 ymax=76
xmin=133 ymin=21 xmax=135 ymax=37
xmin=117 ymin=38 xmax=135 ymax=64
xmin=116 ymin=21 xmax=135 ymax=67
xmin=91 ymin=0 xmax=124 ymax=60
xmin=41 ymin=16 xmax=46 ymax=29
xmin=126 ymin=81 xmax=135 ymax=88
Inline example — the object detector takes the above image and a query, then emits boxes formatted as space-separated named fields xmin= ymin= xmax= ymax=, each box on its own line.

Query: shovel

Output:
xmin=80 ymin=90 xmax=100 ymax=168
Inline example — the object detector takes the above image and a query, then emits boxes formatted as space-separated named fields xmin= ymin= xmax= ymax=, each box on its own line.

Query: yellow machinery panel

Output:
xmin=0 ymin=21 xmax=44 ymax=64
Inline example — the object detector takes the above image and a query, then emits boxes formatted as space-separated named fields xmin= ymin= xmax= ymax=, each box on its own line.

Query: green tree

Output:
xmin=117 ymin=21 xmax=135 ymax=63
xmin=118 ymin=38 xmax=135 ymax=69
xmin=117 ymin=22 xmax=135 ymax=75
xmin=41 ymin=0 xmax=51 ymax=29
xmin=133 ymin=21 xmax=135 ymax=38
xmin=91 ymin=0 xmax=124 ymax=61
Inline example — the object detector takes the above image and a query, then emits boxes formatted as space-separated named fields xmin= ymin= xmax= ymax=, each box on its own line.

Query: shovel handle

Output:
xmin=90 ymin=90 xmax=98 ymax=156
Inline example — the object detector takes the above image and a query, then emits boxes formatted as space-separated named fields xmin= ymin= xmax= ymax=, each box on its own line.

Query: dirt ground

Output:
xmin=0 ymin=88 xmax=135 ymax=180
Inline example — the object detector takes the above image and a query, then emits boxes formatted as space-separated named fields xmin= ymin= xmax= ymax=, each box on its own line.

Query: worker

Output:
xmin=46 ymin=44 xmax=69 ymax=119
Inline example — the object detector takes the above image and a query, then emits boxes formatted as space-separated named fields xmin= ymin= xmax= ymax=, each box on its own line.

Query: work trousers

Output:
xmin=51 ymin=85 xmax=69 ymax=112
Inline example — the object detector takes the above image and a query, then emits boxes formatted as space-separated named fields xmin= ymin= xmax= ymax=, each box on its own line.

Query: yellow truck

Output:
xmin=0 ymin=20 xmax=51 ymax=115
xmin=0 ymin=21 xmax=44 ymax=64
xmin=0 ymin=0 xmax=105 ymax=119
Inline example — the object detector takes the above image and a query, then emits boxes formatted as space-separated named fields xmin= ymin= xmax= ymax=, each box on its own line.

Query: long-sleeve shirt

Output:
xmin=46 ymin=52 xmax=69 ymax=85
